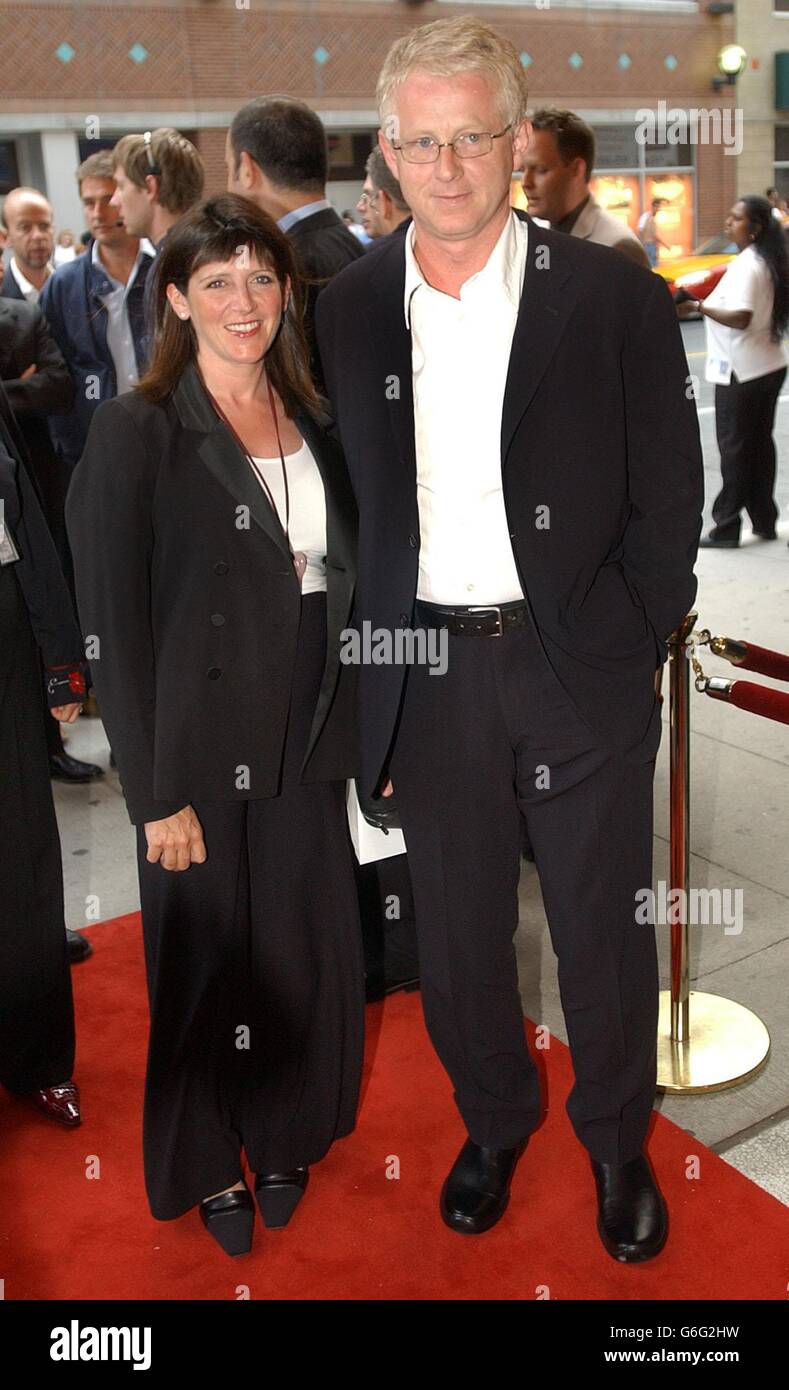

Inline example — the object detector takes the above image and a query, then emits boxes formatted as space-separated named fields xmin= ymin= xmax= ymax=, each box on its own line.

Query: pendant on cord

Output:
xmin=292 ymin=550 xmax=307 ymax=587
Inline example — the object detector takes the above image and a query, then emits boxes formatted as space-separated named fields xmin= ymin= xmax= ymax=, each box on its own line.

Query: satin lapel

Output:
xmin=172 ymin=362 xmax=293 ymax=568
xmin=500 ymin=218 xmax=578 ymax=467
xmin=296 ymin=409 xmax=356 ymax=578
xmin=365 ymin=241 xmax=416 ymax=486
xmin=297 ymin=409 xmax=356 ymax=766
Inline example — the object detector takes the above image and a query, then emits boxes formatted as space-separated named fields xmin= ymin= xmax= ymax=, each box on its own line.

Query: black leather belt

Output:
xmin=415 ymin=600 xmax=529 ymax=637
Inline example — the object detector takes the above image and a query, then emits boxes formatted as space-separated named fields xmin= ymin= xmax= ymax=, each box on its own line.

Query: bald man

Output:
xmin=1 ymin=187 xmax=55 ymax=302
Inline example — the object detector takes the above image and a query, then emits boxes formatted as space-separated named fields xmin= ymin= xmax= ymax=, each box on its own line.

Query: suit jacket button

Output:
xmin=214 ymin=561 xmax=229 ymax=575
xmin=408 ymin=534 xmax=418 ymax=548
xmin=210 ymin=613 xmax=225 ymax=626
xmin=207 ymin=667 xmax=221 ymax=680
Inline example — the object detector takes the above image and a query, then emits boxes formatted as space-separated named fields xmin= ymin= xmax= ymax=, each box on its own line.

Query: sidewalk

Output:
xmin=54 ymin=334 xmax=789 ymax=1206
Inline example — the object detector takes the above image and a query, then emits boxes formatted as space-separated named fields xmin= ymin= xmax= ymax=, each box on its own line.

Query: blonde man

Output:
xmin=111 ymin=128 xmax=204 ymax=249
xmin=112 ymin=129 xmax=204 ymax=365
xmin=316 ymin=16 xmax=703 ymax=1260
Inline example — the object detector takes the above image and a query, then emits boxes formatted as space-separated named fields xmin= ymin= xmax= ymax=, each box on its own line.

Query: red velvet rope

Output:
xmin=725 ymin=681 xmax=789 ymax=725
xmin=729 ymin=643 xmax=789 ymax=682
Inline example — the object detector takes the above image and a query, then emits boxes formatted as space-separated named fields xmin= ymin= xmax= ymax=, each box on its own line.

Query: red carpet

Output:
xmin=2 ymin=912 xmax=787 ymax=1300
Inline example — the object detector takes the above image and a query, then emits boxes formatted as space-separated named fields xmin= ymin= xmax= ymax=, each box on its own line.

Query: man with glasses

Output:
xmin=316 ymin=17 xmax=703 ymax=1261
xmin=357 ymin=147 xmax=411 ymax=242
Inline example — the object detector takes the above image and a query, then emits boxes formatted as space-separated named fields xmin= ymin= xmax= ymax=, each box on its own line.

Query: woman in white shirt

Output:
xmin=678 ymin=196 xmax=789 ymax=547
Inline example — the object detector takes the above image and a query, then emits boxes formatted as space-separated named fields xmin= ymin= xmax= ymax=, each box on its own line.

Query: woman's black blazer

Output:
xmin=65 ymin=361 xmax=358 ymax=825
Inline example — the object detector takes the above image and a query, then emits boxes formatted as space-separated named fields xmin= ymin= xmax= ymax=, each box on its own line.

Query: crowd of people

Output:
xmin=1 ymin=13 xmax=785 ymax=1268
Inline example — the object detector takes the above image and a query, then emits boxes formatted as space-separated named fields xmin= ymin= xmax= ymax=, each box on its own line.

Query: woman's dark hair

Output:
xmin=740 ymin=195 xmax=789 ymax=342
xmin=138 ymin=193 xmax=325 ymax=418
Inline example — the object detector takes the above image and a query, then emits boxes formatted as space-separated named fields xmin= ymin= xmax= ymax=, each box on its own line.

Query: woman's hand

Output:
xmin=380 ymin=779 xmax=394 ymax=797
xmin=50 ymin=702 xmax=82 ymax=723
xmin=144 ymin=805 xmax=207 ymax=871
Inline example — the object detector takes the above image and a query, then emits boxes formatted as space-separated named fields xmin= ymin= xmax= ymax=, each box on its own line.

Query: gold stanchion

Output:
xmin=656 ymin=612 xmax=770 ymax=1092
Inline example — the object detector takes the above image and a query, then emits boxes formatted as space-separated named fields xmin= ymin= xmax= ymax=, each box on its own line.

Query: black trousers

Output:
xmin=134 ymin=594 xmax=366 ymax=1221
xmin=0 ymin=565 xmax=74 ymax=1092
xmin=711 ymin=366 xmax=786 ymax=542
xmin=388 ymin=613 xmax=660 ymax=1166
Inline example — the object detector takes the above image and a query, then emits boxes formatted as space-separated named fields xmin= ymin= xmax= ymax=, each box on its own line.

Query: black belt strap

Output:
xmin=415 ymin=600 xmax=529 ymax=638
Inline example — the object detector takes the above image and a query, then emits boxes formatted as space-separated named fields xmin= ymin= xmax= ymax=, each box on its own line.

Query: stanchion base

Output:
xmin=657 ymin=991 xmax=770 ymax=1093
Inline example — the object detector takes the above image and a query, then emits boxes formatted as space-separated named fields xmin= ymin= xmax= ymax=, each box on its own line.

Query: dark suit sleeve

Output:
xmin=0 ymin=423 xmax=84 ymax=684
xmin=65 ymin=399 xmax=185 ymax=826
xmin=620 ymin=273 xmax=704 ymax=646
xmin=1 ymin=306 xmax=75 ymax=417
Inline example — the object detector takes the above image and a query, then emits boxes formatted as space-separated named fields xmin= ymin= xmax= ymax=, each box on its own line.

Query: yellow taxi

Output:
xmin=655 ymin=234 xmax=736 ymax=304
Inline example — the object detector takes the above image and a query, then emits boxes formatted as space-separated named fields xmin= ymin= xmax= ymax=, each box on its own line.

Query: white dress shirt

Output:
xmin=249 ymin=439 xmax=328 ymax=595
xmin=703 ymin=244 xmax=789 ymax=385
xmin=91 ymin=239 xmax=152 ymax=393
xmin=7 ymin=256 xmax=54 ymax=303
xmin=404 ymin=209 xmax=528 ymax=605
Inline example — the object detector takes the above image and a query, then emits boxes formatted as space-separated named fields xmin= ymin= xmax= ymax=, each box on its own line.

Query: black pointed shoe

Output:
xmin=591 ymin=1152 xmax=668 ymax=1263
xmin=199 ymin=1185 xmax=255 ymax=1256
xmin=440 ymin=1137 xmax=528 ymax=1235
xmin=254 ymin=1167 xmax=309 ymax=1228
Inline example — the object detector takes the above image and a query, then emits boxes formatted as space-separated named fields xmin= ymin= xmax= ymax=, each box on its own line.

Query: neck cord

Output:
xmin=205 ymin=371 xmax=295 ymax=554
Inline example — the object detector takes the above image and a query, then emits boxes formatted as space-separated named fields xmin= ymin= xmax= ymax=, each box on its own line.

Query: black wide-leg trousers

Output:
xmin=135 ymin=594 xmax=366 ymax=1221
xmin=388 ymin=615 xmax=660 ymax=1167
xmin=0 ymin=565 xmax=75 ymax=1092
xmin=711 ymin=365 xmax=786 ymax=542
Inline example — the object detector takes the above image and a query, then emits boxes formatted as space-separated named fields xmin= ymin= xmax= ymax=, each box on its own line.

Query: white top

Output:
xmin=404 ymin=210 xmax=528 ymax=605
xmin=91 ymin=239 xmax=153 ymax=393
xmin=249 ymin=438 xmax=328 ymax=594
xmin=703 ymin=244 xmax=789 ymax=385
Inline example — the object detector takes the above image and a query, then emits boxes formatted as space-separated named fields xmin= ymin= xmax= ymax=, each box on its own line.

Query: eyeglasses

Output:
xmin=357 ymin=191 xmax=380 ymax=208
xmin=391 ymin=124 xmax=512 ymax=165
xmin=143 ymin=130 xmax=160 ymax=177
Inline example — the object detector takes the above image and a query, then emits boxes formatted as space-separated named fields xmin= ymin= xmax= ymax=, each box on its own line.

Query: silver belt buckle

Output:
xmin=468 ymin=605 xmax=503 ymax=636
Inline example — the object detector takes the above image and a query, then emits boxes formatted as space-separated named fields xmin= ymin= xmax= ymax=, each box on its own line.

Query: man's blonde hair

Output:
xmin=112 ymin=128 xmax=204 ymax=215
xmin=376 ymin=17 xmax=529 ymax=134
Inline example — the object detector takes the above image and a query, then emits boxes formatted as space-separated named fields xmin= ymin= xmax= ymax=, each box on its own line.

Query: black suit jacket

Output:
xmin=0 ymin=383 xmax=83 ymax=678
xmin=287 ymin=207 xmax=364 ymax=394
xmin=65 ymin=362 xmax=358 ymax=825
xmin=315 ymin=209 xmax=704 ymax=795
xmin=0 ymin=298 xmax=74 ymax=522
xmin=0 ymin=266 xmax=27 ymax=301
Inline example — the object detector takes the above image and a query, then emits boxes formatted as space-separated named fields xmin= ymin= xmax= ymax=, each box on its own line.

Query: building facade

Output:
xmin=0 ymin=0 xmax=740 ymax=258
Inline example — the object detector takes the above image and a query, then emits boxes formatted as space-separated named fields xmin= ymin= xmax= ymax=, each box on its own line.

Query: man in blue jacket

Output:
xmin=39 ymin=149 xmax=153 ymax=478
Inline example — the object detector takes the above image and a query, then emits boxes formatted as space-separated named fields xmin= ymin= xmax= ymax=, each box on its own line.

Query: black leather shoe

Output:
xmin=67 ymin=928 xmax=92 ymax=963
xmin=698 ymin=535 xmax=739 ymax=549
xmin=591 ymin=1152 xmax=668 ymax=1263
xmin=49 ymin=752 xmax=104 ymax=782
xmin=754 ymin=530 xmax=777 ymax=540
xmin=199 ymin=1185 xmax=255 ymax=1256
xmin=440 ymin=1137 xmax=528 ymax=1235
xmin=254 ymin=1167 xmax=309 ymax=1228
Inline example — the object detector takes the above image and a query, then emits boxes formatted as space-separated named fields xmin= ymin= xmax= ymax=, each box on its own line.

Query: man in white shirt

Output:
xmin=315 ymin=16 xmax=702 ymax=1261
xmin=1 ymin=187 xmax=55 ymax=303
xmin=521 ymin=109 xmax=648 ymax=268
xmin=40 ymin=150 xmax=154 ymax=477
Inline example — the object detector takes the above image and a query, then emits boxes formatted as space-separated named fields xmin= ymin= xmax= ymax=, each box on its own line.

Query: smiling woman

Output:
xmin=139 ymin=193 xmax=323 ymax=423
xmin=65 ymin=191 xmax=365 ymax=1255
